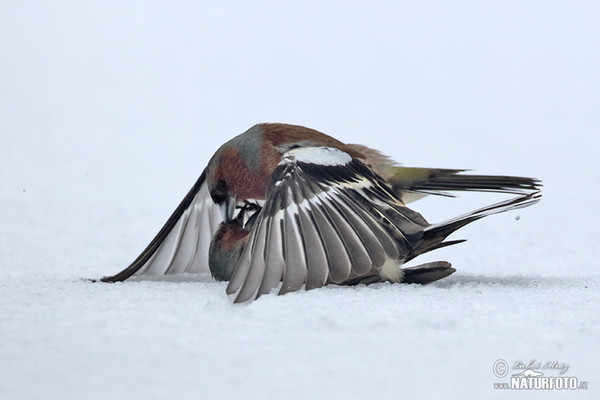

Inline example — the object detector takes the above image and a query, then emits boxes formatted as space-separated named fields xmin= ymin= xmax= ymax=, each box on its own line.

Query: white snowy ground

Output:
xmin=1 ymin=1 xmax=599 ymax=399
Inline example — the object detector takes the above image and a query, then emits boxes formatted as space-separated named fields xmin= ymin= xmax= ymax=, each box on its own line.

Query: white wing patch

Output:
xmin=282 ymin=146 xmax=353 ymax=166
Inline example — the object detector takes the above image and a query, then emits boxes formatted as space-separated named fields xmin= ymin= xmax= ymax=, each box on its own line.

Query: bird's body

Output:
xmin=101 ymin=123 xmax=541 ymax=303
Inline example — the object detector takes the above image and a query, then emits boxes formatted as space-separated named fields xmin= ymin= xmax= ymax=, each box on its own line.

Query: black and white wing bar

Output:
xmin=226 ymin=147 xmax=432 ymax=303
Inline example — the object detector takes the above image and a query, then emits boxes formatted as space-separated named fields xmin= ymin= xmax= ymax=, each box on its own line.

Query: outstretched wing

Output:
xmin=101 ymin=170 xmax=222 ymax=282
xmin=226 ymin=147 xmax=431 ymax=303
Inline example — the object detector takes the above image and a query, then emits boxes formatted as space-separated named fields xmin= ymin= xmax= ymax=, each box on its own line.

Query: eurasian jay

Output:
xmin=101 ymin=123 xmax=541 ymax=303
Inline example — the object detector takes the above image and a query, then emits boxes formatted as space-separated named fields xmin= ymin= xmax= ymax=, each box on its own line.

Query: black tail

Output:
xmin=402 ymin=261 xmax=457 ymax=284
xmin=409 ymin=191 xmax=541 ymax=260
xmin=388 ymin=166 xmax=542 ymax=198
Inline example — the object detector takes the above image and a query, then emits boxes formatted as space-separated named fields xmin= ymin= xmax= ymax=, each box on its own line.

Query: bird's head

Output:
xmin=205 ymin=127 xmax=278 ymax=224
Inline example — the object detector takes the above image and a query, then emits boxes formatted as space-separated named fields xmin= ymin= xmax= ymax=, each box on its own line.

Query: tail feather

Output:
xmin=402 ymin=261 xmax=457 ymax=284
xmin=387 ymin=167 xmax=542 ymax=202
xmin=409 ymin=191 xmax=541 ymax=260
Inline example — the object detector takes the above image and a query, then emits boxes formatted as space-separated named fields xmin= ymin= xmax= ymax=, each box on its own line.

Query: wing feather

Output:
xmin=280 ymin=207 xmax=308 ymax=294
xmin=336 ymin=189 xmax=401 ymax=260
xmin=227 ymin=146 xmax=431 ymax=302
xmin=308 ymin=198 xmax=352 ymax=283
xmin=297 ymin=207 xmax=329 ymax=290
xmin=258 ymin=216 xmax=285 ymax=295
xmin=235 ymin=217 xmax=269 ymax=302
xmin=324 ymin=190 xmax=386 ymax=269
xmin=101 ymin=170 xmax=222 ymax=282
xmin=320 ymin=193 xmax=372 ymax=275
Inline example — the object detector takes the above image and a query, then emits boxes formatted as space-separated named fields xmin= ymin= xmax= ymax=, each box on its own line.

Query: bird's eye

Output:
xmin=216 ymin=179 xmax=228 ymax=191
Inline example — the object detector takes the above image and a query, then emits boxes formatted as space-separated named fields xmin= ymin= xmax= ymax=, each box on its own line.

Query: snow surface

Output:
xmin=1 ymin=1 xmax=599 ymax=399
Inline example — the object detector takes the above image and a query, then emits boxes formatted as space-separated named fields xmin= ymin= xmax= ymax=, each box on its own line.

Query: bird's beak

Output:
xmin=219 ymin=196 xmax=237 ymax=222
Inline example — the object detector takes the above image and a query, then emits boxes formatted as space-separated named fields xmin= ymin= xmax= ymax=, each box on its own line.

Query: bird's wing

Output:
xmin=226 ymin=146 xmax=430 ymax=303
xmin=101 ymin=170 xmax=222 ymax=282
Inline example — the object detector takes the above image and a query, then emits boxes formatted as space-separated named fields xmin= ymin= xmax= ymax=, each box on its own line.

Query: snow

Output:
xmin=1 ymin=1 xmax=599 ymax=399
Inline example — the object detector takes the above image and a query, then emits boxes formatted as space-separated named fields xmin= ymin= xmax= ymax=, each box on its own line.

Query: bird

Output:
xmin=100 ymin=123 xmax=541 ymax=303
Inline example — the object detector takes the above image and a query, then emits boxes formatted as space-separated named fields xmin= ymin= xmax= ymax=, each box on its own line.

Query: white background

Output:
xmin=1 ymin=1 xmax=598 ymax=399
